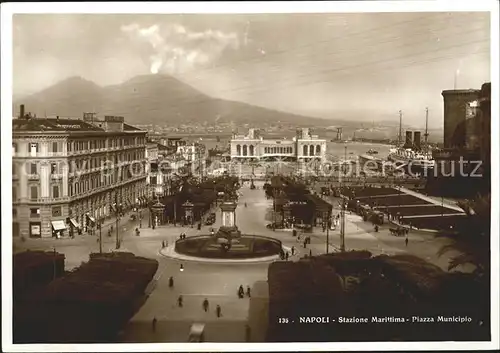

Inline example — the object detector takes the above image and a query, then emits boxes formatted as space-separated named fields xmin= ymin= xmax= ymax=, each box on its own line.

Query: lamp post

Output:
xmin=97 ymin=220 xmax=102 ymax=254
xmin=53 ymin=247 xmax=56 ymax=281
xmin=324 ymin=210 xmax=331 ymax=254
xmin=115 ymin=213 xmax=121 ymax=250
xmin=148 ymin=198 xmax=151 ymax=228
xmin=340 ymin=197 xmax=346 ymax=252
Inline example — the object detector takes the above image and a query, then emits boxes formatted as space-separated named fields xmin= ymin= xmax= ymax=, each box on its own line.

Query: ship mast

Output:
xmin=424 ymin=107 xmax=429 ymax=152
xmin=398 ymin=110 xmax=403 ymax=146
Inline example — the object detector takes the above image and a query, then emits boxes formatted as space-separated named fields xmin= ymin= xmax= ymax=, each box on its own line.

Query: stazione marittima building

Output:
xmin=12 ymin=107 xmax=148 ymax=239
xmin=230 ymin=128 xmax=327 ymax=163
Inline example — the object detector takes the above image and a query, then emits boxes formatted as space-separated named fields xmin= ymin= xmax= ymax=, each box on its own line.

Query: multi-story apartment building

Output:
xmin=146 ymin=142 xmax=166 ymax=199
xmin=12 ymin=107 xmax=148 ymax=238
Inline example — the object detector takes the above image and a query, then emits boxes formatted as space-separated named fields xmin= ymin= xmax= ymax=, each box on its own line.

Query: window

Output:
xmin=13 ymin=208 xmax=17 ymax=218
xmin=51 ymin=163 xmax=58 ymax=174
xmin=12 ymin=162 xmax=17 ymax=176
xmin=52 ymin=185 xmax=60 ymax=198
xmin=52 ymin=142 xmax=58 ymax=153
xmin=150 ymin=176 xmax=157 ymax=185
xmin=67 ymin=142 xmax=72 ymax=152
xmin=69 ymin=184 xmax=73 ymax=196
xmin=52 ymin=206 xmax=62 ymax=217
xmin=29 ymin=142 xmax=39 ymax=153
xmin=30 ymin=163 xmax=37 ymax=174
xmin=13 ymin=186 xmax=17 ymax=201
xmin=12 ymin=142 xmax=18 ymax=153
xmin=30 ymin=186 xmax=38 ymax=200
xmin=30 ymin=208 xmax=40 ymax=217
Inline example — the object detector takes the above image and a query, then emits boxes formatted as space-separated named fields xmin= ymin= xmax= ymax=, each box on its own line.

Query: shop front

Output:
xmin=51 ymin=220 xmax=67 ymax=238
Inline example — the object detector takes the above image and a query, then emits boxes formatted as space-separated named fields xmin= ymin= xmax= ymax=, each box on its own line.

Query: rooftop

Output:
xmin=442 ymin=88 xmax=480 ymax=95
xmin=12 ymin=117 xmax=144 ymax=133
xmin=13 ymin=118 xmax=102 ymax=132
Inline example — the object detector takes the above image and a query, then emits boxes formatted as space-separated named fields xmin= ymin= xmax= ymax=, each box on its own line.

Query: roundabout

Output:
xmin=159 ymin=228 xmax=292 ymax=263
xmin=158 ymin=241 xmax=292 ymax=264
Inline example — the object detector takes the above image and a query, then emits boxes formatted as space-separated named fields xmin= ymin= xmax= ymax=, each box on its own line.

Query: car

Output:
xmin=188 ymin=323 xmax=205 ymax=342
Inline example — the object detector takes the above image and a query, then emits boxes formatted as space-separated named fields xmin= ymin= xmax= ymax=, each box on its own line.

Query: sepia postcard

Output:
xmin=1 ymin=1 xmax=498 ymax=352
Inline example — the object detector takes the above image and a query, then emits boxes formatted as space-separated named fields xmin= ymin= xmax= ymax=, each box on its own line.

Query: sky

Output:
xmin=12 ymin=12 xmax=490 ymax=128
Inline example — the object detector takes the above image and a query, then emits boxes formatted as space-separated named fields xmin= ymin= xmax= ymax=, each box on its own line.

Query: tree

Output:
xmin=436 ymin=194 xmax=490 ymax=278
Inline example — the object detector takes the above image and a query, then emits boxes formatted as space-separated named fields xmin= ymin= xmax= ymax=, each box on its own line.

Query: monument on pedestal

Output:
xmin=216 ymin=200 xmax=241 ymax=251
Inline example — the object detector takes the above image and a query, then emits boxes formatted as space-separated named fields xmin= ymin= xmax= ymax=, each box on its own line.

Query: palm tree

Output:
xmin=436 ymin=194 xmax=490 ymax=278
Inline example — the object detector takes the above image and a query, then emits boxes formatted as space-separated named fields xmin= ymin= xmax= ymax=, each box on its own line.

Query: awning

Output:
xmin=87 ymin=215 xmax=96 ymax=224
xmin=69 ymin=218 xmax=80 ymax=228
xmin=51 ymin=220 xmax=67 ymax=231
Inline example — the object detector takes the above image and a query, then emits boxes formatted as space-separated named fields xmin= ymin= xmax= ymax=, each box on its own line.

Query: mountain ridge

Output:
xmin=13 ymin=74 xmax=332 ymax=126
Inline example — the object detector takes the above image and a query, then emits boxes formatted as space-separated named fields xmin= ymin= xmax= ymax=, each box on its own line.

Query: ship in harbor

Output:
xmin=386 ymin=109 xmax=435 ymax=174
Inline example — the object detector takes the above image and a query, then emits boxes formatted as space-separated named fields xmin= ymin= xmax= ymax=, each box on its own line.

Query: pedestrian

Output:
xmin=285 ymin=252 xmax=289 ymax=261
xmin=203 ymin=298 xmax=209 ymax=312
xmin=309 ymin=249 xmax=312 ymax=257
xmin=246 ymin=285 xmax=251 ymax=297
xmin=303 ymin=240 xmax=307 ymax=249
xmin=169 ymin=276 xmax=174 ymax=288
xmin=238 ymin=285 xmax=244 ymax=298
xmin=152 ymin=317 xmax=157 ymax=332
xmin=216 ymin=305 xmax=222 ymax=318
xmin=405 ymin=237 xmax=409 ymax=247
xmin=291 ymin=246 xmax=295 ymax=256
xmin=178 ymin=295 xmax=183 ymax=307
xmin=162 ymin=240 xmax=165 ymax=248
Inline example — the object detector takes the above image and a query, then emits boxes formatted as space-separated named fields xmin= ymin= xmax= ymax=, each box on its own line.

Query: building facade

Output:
xmin=441 ymin=89 xmax=480 ymax=148
xmin=12 ymin=108 xmax=148 ymax=238
xmin=146 ymin=142 xmax=168 ymax=199
xmin=428 ymin=83 xmax=490 ymax=197
xmin=230 ymin=128 xmax=327 ymax=162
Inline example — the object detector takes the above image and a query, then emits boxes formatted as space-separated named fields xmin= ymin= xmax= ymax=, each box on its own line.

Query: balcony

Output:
xmin=16 ymin=196 xmax=71 ymax=204
xmin=27 ymin=174 xmax=40 ymax=180
xmin=51 ymin=173 xmax=64 ymax=180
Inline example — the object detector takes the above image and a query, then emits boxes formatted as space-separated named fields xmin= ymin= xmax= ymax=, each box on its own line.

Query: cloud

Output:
xmin=121 ymin=22 xmax=239 ymax=75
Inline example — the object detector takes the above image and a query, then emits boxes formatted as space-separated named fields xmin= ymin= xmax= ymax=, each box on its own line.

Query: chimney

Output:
xmin=20 ymin=104 xmax=25 ymax=119
xmin=413 ymin=131 xmax=421 ymax=150
xmin=404 ymin=131 xmax=413 ymax=148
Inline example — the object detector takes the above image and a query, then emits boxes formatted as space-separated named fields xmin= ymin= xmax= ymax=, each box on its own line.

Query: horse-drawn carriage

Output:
xmin=389 ymin=226 xmax=409 ymax=237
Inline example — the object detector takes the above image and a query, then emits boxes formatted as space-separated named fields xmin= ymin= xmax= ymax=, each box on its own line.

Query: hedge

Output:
xmin=14 ymin=252 xmax=159 ymax=343
xmin=267 ymin=253 xmax=490 ymax=341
